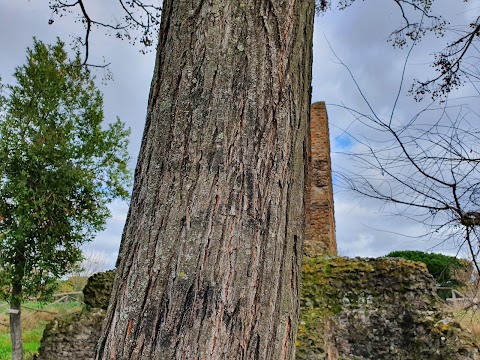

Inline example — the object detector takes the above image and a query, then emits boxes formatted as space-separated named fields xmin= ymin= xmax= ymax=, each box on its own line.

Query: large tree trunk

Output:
xmin=10 ymin=282 xmax=23 ymax=360
xmin=97 ymin=0 xmax=314 ymax=359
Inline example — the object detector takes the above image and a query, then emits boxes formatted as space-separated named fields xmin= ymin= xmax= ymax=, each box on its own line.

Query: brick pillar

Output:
xmin=305 ymin=102 xmax=337 ymax=256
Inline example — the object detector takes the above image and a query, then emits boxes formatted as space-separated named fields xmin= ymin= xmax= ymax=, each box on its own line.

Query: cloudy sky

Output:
xmin=1 ymin=0 xmax=479 ymax=269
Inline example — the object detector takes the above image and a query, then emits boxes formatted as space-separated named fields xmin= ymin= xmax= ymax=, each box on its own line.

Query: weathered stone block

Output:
xmin=35 ymin=270 xmax=116 ymax=359
xmin=297 ymin=257 xmax=480 ymax=360
xmin=83 ymin=269 xmax=115 ymax=310
xmin=35 ymin=308 xmax=106 ymax=360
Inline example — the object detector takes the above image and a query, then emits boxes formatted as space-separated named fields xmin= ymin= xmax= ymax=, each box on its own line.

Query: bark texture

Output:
xmin=10 ymin=282 xmax=23 ymax=360
xmin=96 ymin=0 xmax=314 ymax=359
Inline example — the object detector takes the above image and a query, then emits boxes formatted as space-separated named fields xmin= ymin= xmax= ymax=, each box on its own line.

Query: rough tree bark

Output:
xmin=96 ymin=0 xmax=314 ymax=359
xmin=10 ymin=282 xmax=22 ymax=360
xmin=10 ymin=243 xmax=25 ymax=360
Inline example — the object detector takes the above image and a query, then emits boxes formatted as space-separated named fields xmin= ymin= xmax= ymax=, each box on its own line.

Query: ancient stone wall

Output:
xmin=34 ymin=309 xmax=106 ymax=360
xmin=297 ymin=257 xmax=480 ymax=360
xmin=305 ymin=102 xmax=337 ymax=256
xmin=299 ymin=104 xmax=480 ymax=359
xmin=35 ymin=270 xmax=115 ymax=360
xmin=82 ymin=270 xmax=116 ymax=309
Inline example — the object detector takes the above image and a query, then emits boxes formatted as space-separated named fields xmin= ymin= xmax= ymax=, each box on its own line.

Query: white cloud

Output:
xmin=1 ymin=0 xmax=478 ymax=268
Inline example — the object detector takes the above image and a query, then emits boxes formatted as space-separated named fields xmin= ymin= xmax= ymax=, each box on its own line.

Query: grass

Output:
xmin=0 ymin=300 xmax=83 ymax=360
xmin=445 ymin=284 xmax=480 ymax=342
xmin=450 ymin=305 xmax=480 ymax=341
xmin=0 ymin=327 xmax=45 ymax=360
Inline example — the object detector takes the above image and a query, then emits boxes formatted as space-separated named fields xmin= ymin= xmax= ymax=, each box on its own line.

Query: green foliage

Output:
xmin=0 ymin=300 xmax=83 ymax=359
xmin=0 ymin=327 xmax=44 ymax=359
xmin=385 ymin=250 xmax=467 ymax=287
xmin=63 ymin=276 xmax=89 ymax=292
xmin=0 ymin=38 xmax=131 ymax=304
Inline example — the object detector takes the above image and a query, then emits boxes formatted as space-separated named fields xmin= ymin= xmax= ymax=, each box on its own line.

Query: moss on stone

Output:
xmin=83 ymin=269 xmax=115 ymax=310
xmin=297 ymin=256 xmax=480 ymax=360
xmin=36 ymin=270 xmax=116 ymax=359
xmin=35 ymin=308 xmax=106 ymax=360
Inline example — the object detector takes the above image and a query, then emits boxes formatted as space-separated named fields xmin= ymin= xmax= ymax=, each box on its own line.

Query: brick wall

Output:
xmin=305 ymin=102 xmax=337 ymax=256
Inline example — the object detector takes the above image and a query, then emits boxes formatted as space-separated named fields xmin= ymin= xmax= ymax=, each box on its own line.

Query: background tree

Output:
xmin=336 ymin=98 xmax=480 ymax=276
xmin=386 ymin=250 xmax=470 ymax=288
xmin=0 ymin=38 xmax=131 ymax=360
xmin=320 ymin=0 xmax=480 ymax=100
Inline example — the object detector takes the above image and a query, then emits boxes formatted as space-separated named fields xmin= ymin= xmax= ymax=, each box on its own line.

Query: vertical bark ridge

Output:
xmin=10 ymin=282 xmax=23 ymax=360
xmin=97 ymin=0 xmax=314 ymax=359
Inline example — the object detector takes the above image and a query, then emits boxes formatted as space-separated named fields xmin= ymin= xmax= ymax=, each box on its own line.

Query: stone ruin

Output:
xmin=35 ymin=103 xmax=480 ymax=359
xmin=300 ymin=102 xmax=480 ymax=359
xmin=34 ymin=270 xmax=115 ymax=360
xmin=297 ymin=257 xmax=480 ymax=359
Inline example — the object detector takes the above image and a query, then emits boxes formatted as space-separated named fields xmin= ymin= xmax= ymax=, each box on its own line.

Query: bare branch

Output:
xmin=330 ymin=38 xmax=480 ymax=269
xmin=320 ymin=0 xmax=478 ymax=101
xmin=48 ymin=0 xmax=161 ymax=66
xmin=412 ymin=18 xmax=480 ymax=101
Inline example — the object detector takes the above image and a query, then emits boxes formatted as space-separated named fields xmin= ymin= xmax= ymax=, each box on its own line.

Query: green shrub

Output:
xmin=385 ymin=250 xmax=469 ymax=287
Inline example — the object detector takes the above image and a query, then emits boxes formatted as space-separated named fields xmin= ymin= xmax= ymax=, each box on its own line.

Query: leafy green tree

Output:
xmin=0 ymin=38 xmax=131 ymax=360
xmin=385 ymin=250 xmax=469 ymax=288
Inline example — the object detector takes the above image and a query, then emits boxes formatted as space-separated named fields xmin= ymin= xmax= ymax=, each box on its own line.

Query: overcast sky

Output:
xmin=1 ymin=0 xmax=479 ymax=269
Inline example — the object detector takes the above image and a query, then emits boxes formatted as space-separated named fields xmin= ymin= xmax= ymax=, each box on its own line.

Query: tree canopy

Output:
xmin=0 ymin=37 xmax=131 ymax=300
xmin=0 ymin=38 xmax=131 ymax=359
xmin=386 ymin=250 xmax=470 ymax=288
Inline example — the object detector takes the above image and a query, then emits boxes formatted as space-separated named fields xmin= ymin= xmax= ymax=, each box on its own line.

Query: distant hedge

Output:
xmin=385 ymin=250 xmax=469 ymax=287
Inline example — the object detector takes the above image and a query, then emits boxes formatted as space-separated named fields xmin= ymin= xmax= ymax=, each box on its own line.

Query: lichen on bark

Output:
xmin=96 ymin=1 xmax=315 ymax=359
